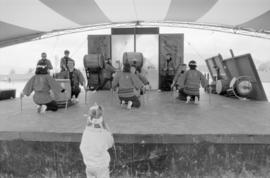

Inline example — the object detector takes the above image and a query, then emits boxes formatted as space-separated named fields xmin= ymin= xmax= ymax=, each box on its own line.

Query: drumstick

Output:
xmin=20 ymin=97 xmax=22 ymax=112
xmin=208 ymin=86 xmax=212 ymax=105
xmin=65 ymin=100 xmax=68 ymax=110
xmin=111 ymin=89 xmax=113 ymax=104
xmin=171 ymin=87 xmax=175 ymax=103
xmin=85 ymin=90 xmax=87 ymax=104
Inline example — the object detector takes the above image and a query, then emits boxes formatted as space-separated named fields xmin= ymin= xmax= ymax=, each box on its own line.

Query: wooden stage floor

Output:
xmin=0 ymin=90 xmax=270 ymax=144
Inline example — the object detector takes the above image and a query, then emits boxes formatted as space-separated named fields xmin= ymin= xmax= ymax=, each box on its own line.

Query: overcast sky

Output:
xmin=0 ymin=27 xmax=269 ymax=74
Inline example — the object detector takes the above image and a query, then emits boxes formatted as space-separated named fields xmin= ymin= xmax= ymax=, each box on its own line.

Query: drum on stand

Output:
xmin=83 ymin=54 xmax=104 ymax=90
xmin=227 ymin=76 xmax=253 ymax=99
xmin=52 ymin=79 xmax=72 ymax=108
xmin=216 ymin=79 xmax=230 ymax=95
xmin=123 ymin=52 xmax=144 ymax=70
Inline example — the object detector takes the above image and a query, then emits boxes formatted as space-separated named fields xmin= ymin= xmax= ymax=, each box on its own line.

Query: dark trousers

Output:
xmin=178 ymin=89 xmax=199 ymax=101
xmin=71 ymin=87 xmax=81 ymax=98
xmin=119 ymin=96 xmax=141 ymax=108
xmin=160 ymin=75 xmax=173 ymax=91
xmin=98 ymin=78 xmax=112 ymax=90
xmin=44 ymin=100 xmax=58 ymax=111
xmin=85 ymin=70 xmax=101 ymax=90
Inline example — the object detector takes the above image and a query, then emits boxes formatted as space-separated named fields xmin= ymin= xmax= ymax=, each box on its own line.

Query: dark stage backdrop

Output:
xmin=87 ymin=35 xmax=111 ymax=60
xmin=88 ymin=32 xmax=184 ymax=90
xmin=159 ymin=34 xmax=184 ymax=90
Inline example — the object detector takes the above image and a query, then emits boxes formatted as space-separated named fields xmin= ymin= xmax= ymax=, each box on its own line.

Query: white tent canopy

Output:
xmin=1 ymin=0 xmax=270 ymax=47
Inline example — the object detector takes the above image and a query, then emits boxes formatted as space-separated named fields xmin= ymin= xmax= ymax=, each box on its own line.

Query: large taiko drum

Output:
xmin=52 ymin=79 xmax=71 ymax=106
xmin=123 ymin=52 xmax=143 ymax=69
xmin=216 ymin=79 xmax=230 ymax=94
xmin=83 ymin=54 xmax=104 ymax=72
xmin=228 ymin=76 xmax=253 ymax=98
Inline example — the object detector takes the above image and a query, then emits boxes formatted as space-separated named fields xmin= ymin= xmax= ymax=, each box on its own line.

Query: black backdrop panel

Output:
xmin=159 ymin=34 xmax=184 ymax=90
xmin=88 ymin=35 xmax=111 ymax=59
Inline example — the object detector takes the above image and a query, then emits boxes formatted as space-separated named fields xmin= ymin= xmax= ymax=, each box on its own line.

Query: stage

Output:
xmin=0 ymin=90 xmax=270 ymax=144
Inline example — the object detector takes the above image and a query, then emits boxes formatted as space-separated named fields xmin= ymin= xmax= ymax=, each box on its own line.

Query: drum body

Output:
xmin=227 ymin=77 xmax=253 ymax=99
xmin=52 ymin=79 xmax=71 ymax=103
xmin=123 ymin=52 xmax=143 ymax=69
xmin=216 ymin=79 xmax=230 ymax=94
xmin=83 ymin=54 xmax=104 ymax=72
xmin=84 ymin=54 xmax=104 ymax=90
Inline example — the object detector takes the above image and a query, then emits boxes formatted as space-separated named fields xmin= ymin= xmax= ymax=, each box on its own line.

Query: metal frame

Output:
xmin=1 ymin=21 xmax=270 ymax=48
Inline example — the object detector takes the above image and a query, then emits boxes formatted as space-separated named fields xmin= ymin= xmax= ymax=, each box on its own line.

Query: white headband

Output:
xmin=36 ymin=65 xmax=47 ymax=69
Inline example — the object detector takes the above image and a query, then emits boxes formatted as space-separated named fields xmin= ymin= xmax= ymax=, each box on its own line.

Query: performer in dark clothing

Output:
xmin=171 ymin=64 xmax=187 ymax=89
xmin=160 ymin=53 xmax=175 ymax=91
xmin=171 ymin=64 xmax=187 ymax=100
xmin=60 ymin=50 xmax=75 ymax=72
xmin=97 ymin=58 xmax=116 ymax=90
xmin=37 ymin=52 xmax=53 ymax=70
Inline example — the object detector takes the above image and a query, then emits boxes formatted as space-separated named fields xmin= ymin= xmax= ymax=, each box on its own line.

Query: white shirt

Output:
xmin=80 ymin=127 xmax=114 ymax=168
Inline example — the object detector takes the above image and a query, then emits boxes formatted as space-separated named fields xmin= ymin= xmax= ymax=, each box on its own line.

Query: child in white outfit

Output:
xmin=80 ymin=104 xmax=114 ymax=178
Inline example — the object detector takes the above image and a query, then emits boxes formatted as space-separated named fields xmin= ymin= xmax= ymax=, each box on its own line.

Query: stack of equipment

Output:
xmin=205 ymin=53 xmax=267 ymax=101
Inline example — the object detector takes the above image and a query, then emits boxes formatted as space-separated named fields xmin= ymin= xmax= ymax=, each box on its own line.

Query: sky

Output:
xmin=0 ymin=26 xmax=269 ymax=75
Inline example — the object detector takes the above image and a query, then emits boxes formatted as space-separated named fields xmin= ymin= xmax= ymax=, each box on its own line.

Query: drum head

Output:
xmin=236 ymin=79 xmax=253 ymax=96
xmin=216 ymin=80 xmax=222 ymax=94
